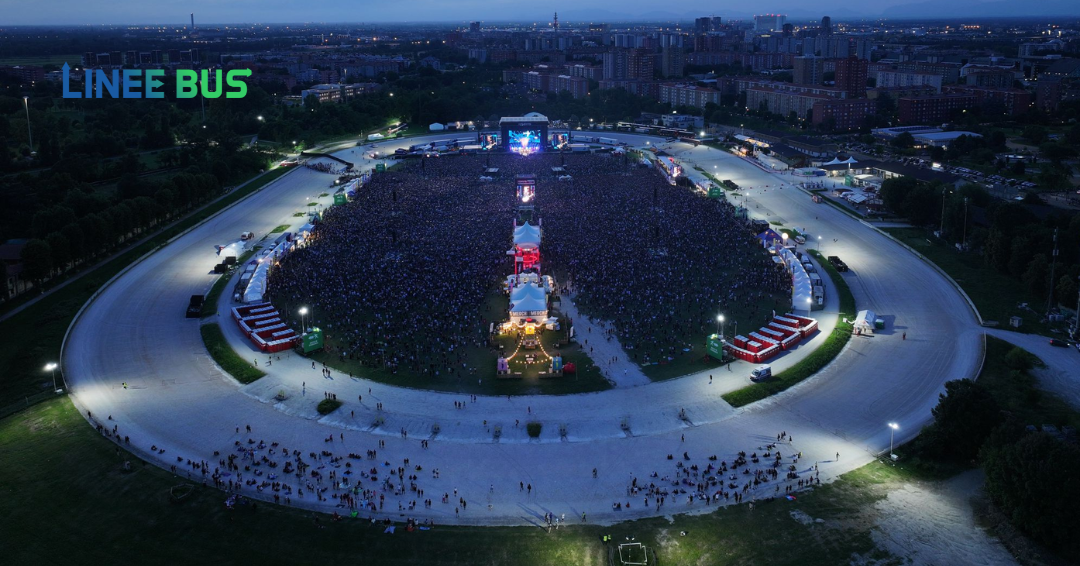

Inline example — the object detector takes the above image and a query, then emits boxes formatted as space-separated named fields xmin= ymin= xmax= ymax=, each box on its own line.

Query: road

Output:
xmin=64 ymin=132 xmax=986 ymax=526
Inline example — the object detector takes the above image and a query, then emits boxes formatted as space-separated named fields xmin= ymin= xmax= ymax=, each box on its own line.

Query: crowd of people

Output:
xmin=125 ymin=398 xmax=825 ymax=527
xmin=269 ymin=155 xmax=516 ymax=379
xmin=270 ymin=151 xmax=789 ymax=378
xmin=540 ymin=154 xmax=791 ymax=366
xmin=610 ymin=429 xmax=821 ymax=513
xmin=305 ymin=159 xmax=349 ymax=175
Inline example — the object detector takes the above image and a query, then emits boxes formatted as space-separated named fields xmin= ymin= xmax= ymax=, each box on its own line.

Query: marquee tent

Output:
xmin=513 ymin=222 xmax=542 ymax=248
xmin=509 ymin=282 xmax=548 ymax=321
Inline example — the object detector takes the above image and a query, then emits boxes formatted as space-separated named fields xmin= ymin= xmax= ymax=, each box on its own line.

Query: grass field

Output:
xmin=976 ymin=336 xmax=1080 ymax=431
xmin=883 ymin=227 xmax=1066 ymax=335
xmin=0 ymin=396 xmax=916 ymax=566
xmin=631 ymin=282 xmax=787 ymax=382
xmin=0 ymin=166 xmax=292 ymax=408
xmin=722 ymin=250 xmax=856 ymax=407
xmin=200 ymin=323 xmax=265 ymax=384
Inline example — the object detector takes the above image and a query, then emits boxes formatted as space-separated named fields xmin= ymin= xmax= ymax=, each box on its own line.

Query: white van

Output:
xmin=750 ymin=365 xmax=772 ymax=381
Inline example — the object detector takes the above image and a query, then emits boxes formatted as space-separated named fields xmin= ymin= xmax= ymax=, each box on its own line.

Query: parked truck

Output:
xmin=186 ymin=295 xmax=204 ymax=318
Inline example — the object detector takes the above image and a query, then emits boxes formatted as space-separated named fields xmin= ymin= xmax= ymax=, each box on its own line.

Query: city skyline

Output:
xmin=6 ymin=0 xmax=1080 ymax=26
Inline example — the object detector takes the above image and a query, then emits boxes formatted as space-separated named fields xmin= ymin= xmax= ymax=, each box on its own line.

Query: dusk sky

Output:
xmin=7 ymin=0 xmax=1080 ymax=26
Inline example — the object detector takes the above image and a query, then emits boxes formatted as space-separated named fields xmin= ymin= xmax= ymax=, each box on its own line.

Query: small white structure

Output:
xmin=854 ymin=310 xmax=878 ymax=334
xmin=429 ymin=123 xmax=446 ymax=131
xmin=218 ymin=240 xmax=248 ymax=259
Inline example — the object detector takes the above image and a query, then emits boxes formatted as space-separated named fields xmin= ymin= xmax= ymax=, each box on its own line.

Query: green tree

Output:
xmin=1057 ymin=273 xmax=1078 ymax=307
xmin=1003 ymin=347 xmax=1035 ymax=372
xmin=926 ymin=379 xmax=1001 ymax=461
xmin=1022 ymin=125 xmax=1047 ymax=145
xmin=1021 ymin=254 xmax=1050 ymax=298
xmin=45 ymin=232 xmax=70 ymax=273
xmin=981 ymin=430 xmax=1080 ymax=560
xmin=891 ymin=131 xmax=915 ymax=149
xmin=20 ymin=239 xmax=53 ymax=284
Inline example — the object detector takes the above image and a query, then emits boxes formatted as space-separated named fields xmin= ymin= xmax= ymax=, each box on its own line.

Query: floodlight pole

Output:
xmin=1045 ymin=228 xmax=1058 ymax=319
xmin=24 ymin=97 xmax=33 ymax=152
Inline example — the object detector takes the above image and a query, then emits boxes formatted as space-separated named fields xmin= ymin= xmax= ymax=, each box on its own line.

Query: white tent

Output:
xmin=429 ymin=123 xmax=446 ymax=131
xmin=509 ymin=283 xmax=548 ymax=319
xmin=780 ymin=248 xmax=814 ymax=311
xmin=854 ymin=310 xmax=877 ymax=334
xmin=509 ymin=283 xmax=548 ymax=313
xmin=513 ymin=222 xmax=541 ymax=248
xmin=510 ymin=282 xmax=546 ymax=303
xmin=219 ymin=240 xmax=248 ymax=259
xmin=243 ymin=261 xmax=269 ymax=303
xmin=823 ymin=157 xmax=844 ymax=166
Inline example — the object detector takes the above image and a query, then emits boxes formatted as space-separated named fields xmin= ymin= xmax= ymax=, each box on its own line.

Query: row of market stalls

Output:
xmin=756 ymin=229 xmax=819 ymax=312
xmin=723 ymin=314 xmax=819 ymax=364
xmin=241 ymin=224 xmax=315 ymax=304
xmin=231 ymin=303 xmax=301 ymax=353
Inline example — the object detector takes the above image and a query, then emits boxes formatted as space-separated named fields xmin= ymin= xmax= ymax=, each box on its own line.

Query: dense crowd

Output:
xmin=269 ymin=151 xmax=788 ymax=376
xmin=269 ymin=155 xmax=515 ymax=377
xmin=540 ymin=155 xmax=790 ymax=365
xmin=306 ymin=159 xmax=348 ymax=175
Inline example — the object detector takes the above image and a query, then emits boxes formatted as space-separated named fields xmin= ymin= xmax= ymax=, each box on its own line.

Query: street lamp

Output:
xmin=23 ymin=96 xmax=33 ymax=154
xmin=257 ymin=115 xmax=264 ymax=121
xmin=817 ymin=235 xmax=822 ymax=251
xmin=888 ymin=422 xmax=899 ymax=459
xmin=716 ymin=314 xmax=725 ymax=338
xmin=782 ymin=232 xmax=789 ymax=247
xmin=962 ymin=197 xmax=969 ymax=250
xmin=299 ymin=307 xmax=308 ymax=333
xmin=45 ymin=362 xmax=60 ymax=393
xmin=939 ymin=188 xmax=949 ymax=236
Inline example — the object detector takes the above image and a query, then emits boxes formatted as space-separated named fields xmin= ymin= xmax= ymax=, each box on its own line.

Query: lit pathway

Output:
xmin=554 ymin=292 xmax=651 ymax=388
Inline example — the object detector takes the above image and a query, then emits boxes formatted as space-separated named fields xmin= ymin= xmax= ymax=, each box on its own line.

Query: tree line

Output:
xmin=880 ymin=176 xmax=1080 ymax=311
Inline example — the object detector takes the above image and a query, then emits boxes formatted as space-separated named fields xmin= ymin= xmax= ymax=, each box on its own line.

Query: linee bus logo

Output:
xmin=61 ymin=63 xmax=251 ymax=99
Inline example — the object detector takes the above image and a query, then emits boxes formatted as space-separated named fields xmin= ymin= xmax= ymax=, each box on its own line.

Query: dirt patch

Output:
xmin=868 ymin=470 xmax=1016 ymax=566
xmin=790 ymin=509 xmax=815 ymax=526
xmin=654 ymin=528 xmax=678 ymax=552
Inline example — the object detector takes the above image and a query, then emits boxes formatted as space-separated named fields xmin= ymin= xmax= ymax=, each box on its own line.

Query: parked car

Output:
xmin=1049 ymin=339 xmax=1070 ymax=348
xmin=827 ymin=255 xmax=849 ymax=272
